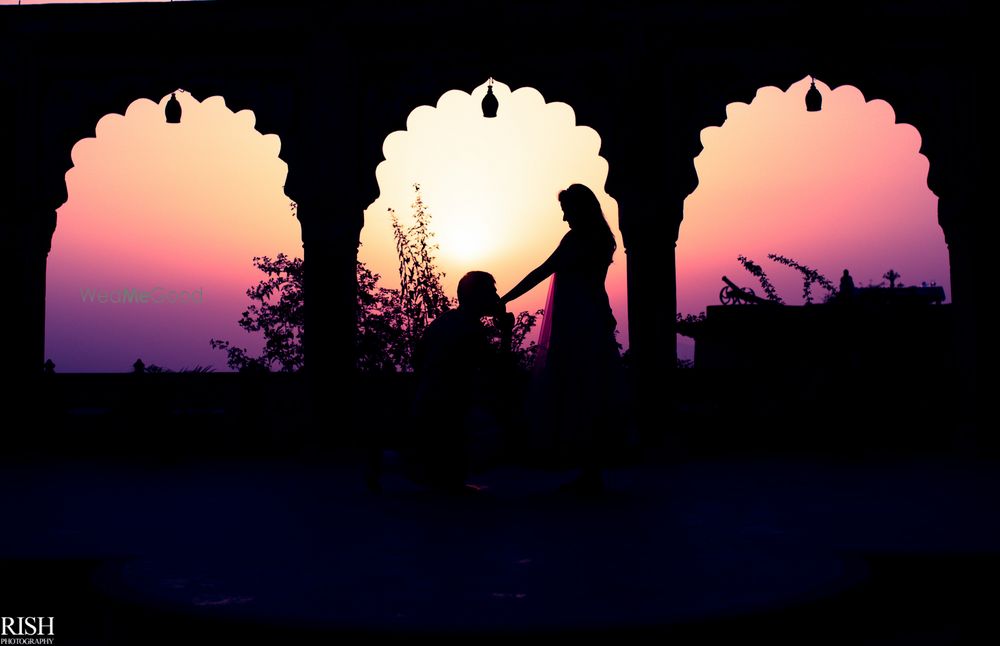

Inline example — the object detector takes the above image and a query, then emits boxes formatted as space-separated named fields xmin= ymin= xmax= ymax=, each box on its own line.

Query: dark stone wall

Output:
xmin=1 ymin=1 xmax=979 ymax=425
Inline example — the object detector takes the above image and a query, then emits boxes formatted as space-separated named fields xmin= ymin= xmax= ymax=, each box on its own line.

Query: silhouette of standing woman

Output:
xmin=501 ymin=184 xmax=621 ymax=494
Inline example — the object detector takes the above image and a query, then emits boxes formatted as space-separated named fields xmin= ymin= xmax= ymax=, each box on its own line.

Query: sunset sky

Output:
xmin=362 ymin=81 xmax=625 ymax=353
xmin=679 ymin=77 xmax=947 ymax=359
xmin=42 ymin=76 xmax=948 ymax=371
xmin=46 ymin=93 xmax=301 ymax=371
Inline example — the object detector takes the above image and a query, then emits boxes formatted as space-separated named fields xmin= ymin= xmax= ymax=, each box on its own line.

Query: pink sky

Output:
xmin=45 ymin=92 xmax=300 ymax=372
xmin=43 ymin=77 xmax=948 ymax=371
xmin=678 ymin=78 xmax=948 ymax=359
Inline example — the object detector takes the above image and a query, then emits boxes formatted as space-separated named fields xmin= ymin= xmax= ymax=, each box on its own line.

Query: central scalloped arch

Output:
xmin=361 ymin=80 xmax=630 ymax=349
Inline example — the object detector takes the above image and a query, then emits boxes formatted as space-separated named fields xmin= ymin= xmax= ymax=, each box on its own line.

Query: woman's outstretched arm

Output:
xmin=500 ymin=247 xmax=560 ymax=305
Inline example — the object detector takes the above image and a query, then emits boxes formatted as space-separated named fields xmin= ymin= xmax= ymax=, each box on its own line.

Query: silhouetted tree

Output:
xmin=210 ymin=253 xmax=304 ymax=372
xmin=213 ymin=185 xmax=540 ymax=373
xmin=356 ymin=258 xmax=399 ymax=372
xmin=393 ymin=185 xmax=450 ymax=326
xmin=373 ymin=184 xmax=541 ymax=371
xmin=675 ymin=311 xmax=707 ymax=339
xmin=382 ymin=184 xmax=453 ymax=370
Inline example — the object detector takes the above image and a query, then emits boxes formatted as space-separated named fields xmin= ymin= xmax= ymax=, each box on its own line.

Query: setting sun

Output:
xmin=363 ymin=81 xmax=628 ymax=349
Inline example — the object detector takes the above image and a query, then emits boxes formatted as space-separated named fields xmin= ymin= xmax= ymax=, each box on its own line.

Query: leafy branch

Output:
xmin=767 ymin=253 xmax=836 ymax=304
xmin=737 ymin=255 xmax=783 ymax=304
xmin=212 ymin=184 xmax=541 ymax=374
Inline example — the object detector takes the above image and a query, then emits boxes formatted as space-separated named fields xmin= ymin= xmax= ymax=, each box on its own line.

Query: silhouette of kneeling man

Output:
xmin=410 ymin=271 xmax=513 ymax=492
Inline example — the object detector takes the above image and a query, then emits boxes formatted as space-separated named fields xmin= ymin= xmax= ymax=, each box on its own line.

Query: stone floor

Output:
xmin=1 ymin=453 xmax=996 ymax=644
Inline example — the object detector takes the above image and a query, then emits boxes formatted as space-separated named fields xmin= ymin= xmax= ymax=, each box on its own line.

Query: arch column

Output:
xmin=7 ymin=72 xmax=64 ymax=379
xmin=12 ymin=205 xmax=55 ymax=378
xmin=281 ymin=67 xmax=367 ymax=433
xmin=610 ymin=93 xmax=691 ymax=436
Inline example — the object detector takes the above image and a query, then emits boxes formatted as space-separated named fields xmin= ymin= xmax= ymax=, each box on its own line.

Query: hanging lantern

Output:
xmin=481 ymin=78 xmax=498 ymax=118
xmin=805 ymin=77 xmax=822 ymax=112
xmin=165 ymin=92 xmax=182 ymax=124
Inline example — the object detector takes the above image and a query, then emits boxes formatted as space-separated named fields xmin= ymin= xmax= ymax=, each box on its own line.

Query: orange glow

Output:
xmin=678 ymin=78 xmax=948 ymax=359
xmin=363 ymin=81 xmax=628 ymax=349
xmin=46 ymin=92 xmax=300 ymax=371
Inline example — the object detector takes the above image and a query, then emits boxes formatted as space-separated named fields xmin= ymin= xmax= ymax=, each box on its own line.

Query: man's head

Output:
xmin=457 ymin=271 xmax=499 ymax=317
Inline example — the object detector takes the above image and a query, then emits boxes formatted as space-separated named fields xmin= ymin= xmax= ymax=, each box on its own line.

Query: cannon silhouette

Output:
xmin=719 ymin=275 xmax=782 ymax=306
